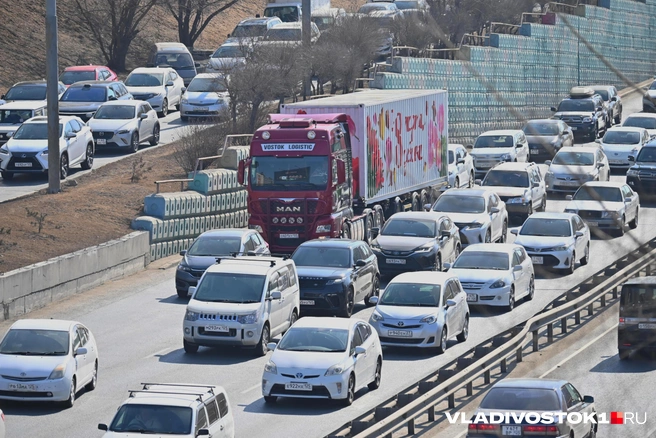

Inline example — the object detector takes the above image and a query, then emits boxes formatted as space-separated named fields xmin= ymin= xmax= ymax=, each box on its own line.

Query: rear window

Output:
xmin=480 ymin=388 xmax=561 ymax=411
xmin=61 ymin=86 xmax=107 ymax=102
xmin=621 ymin=285 xmax=656 ymax=306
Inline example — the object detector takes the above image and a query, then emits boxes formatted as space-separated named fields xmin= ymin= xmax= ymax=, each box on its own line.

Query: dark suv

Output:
xmin=618 ymin=277 xmax=656 ymax=359
xmin=626 ymin=139 xmax=656 ymax=196
xmin=551 ymin=87 xmax=607 ymax=142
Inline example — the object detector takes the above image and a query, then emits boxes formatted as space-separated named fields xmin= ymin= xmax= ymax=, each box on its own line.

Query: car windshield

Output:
xmin=292 ymin=246 xmax=351 ymax=268
xmin=474 ymin=135 xmax=513 ymax=148
xmin=448 ymin=150 xmax=454 ymax=164
xmin=0 ymin=109 xmax=33 ymax=124
xmin=187 ymin=236 xmax=241 ymax=256
xmin=213 ymin=46 xmax=247 ymax=58
xmin=523 ymin=122 xmax=559 ymax=136
xmin=250 ymin=156 xmax=329 ymax=191
xmin=573 ymin=186 xmax=622 ymax=202
xmin=379 ymin=283 xmax=442 ymax=307
xmin=194 ymin=272 xmax=265 ymax=303
xmin=623 ymin=117 xmax=656 ymax=130
xmin=381 ymin=218 xmax=436 ymax=238
xmin=265 ymin=28 xmax=302 ymax=41
xmin=636 ymin=147 xmax=656 ymax=162
xmin=109 ymin=404 xmax=193 ymax=434
xmin=557 ymin=99 xmax=595 ymax=112
xmin=94 ymin=105 xmax=135 ymax=120
xmin=483 ymin=170 xmax=529 ymax=187
xmin=4 ymin=85 xmax=47 ymax=101
xmin=264 ymin=6 xmax=299 ymax=21
xmin=603 ymin=130 xmax=640 ymax=145
xmin=433 ymin=195 xmax=485 ymax=214
xmin=453 ymin=251 xmax=509 ymax=270
xmin=233 ymin=24 xmax=268 ymax=38
xmin=552 ymin=151 xmax=594 ymax=166
xmin=13 ymin=123 xmax=62 ymax=140
xmin=155 ymin=53 xmax=195 ymax=69
xmin=278 ymin=327 xmax=348 ymax=352
xmin=187 ymin=77 xmax=228 ymax=93
xmin=125 ymin=73 xmax=164 ymax=87
xmin=520 ymin=218 xmax=571 ymax=237
xmin=480 ymin=387 xmax=561 ymax=411
xmin=59 ymin=70 xmax=95 ymax=85
xmin=61 ymin=86 xmax=107 ymax=102
xmin=0 ymin=329 xmax=69 ymax=356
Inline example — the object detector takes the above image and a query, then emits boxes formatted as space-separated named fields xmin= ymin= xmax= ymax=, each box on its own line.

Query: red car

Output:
xmin=59 ymin=65 xmax=118 ymax=87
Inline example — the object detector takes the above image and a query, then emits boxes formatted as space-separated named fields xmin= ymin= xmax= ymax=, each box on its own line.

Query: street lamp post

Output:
xmin=46 ymin=0 xmax=61 ymax=193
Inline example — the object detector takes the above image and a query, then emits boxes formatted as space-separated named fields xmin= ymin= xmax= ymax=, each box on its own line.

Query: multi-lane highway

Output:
xmin=1 ymin=91 xmax=653 ymax=438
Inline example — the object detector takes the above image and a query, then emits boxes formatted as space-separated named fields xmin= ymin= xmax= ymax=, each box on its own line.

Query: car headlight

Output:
xmin=41 ymin=149 xmax=49 ymax=156
xmin=326 ymin=277 xmax=343 ymax=285
xmin=545 ymin=171 xmax=554 ymax=179
xmin=0 ymin=146 xmax=9 ymax=154
xmin=507 ymin=196 xmax=527 ymax=204
xmin=177 ymin=264 xmax=192 ymax=272
xmin=371 ymin=311 xmax=384 ymax=322
xmin=185 ymin=310 xmax=200 ymax=321
xmin=325 ymin=362 xmax=349 ymax=376
xmin=564 ymin=209 xmax=577 ymax=214
xmin=264 ymin=360 xmax=277 ymax=374
xmin=466 ymin=222 xmax=484 ymax=229
xmin=116 ymin=129 xmax=130 ymax=135
xmin=181 ymin=97 xmax=188 ymax=104
xmin=549 ymin=245 xmax=570 ymax=251
xmin=627 ymin=169 xmax=639 ymax=176
xmin=583 ymin=117 xmax=592 ymax=123
xmin=316 ymin=224 xmax=331 ymax=233
xmin=501 ymin=154 xmax=511 ymax=161
xmin=420 ymin=315 xmax=437 ymax=324
xmin=238 ymin=310 xmax=260 ymax=324
xmin=414 ymin=243 xmax=434 ymax=252
xmin=601 ymin=211 xmax=620 ymax=218
xmin=490 ymin=279 xmax=507 ymax=289
xmin=48 ymin=363 xmax=67 ymax=380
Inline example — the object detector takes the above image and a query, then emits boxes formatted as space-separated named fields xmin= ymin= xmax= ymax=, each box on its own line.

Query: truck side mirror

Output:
xmin=337 ymin=159 xmax=346 ymax=184
xmin=237 ymin=159 xmax=249 ymax=185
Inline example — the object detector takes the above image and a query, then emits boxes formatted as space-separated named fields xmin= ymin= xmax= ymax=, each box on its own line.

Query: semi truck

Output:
xmin=237 ymin=89 xmax=449 ymax=253
xmin=263 ymin=0 xmax=330 ymax=22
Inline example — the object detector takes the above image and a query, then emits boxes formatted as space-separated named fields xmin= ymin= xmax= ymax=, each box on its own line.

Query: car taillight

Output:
xmin=1 ymin=411 xmax=4 ymax=421
xmin=523 ymin=425 xmax=559 ymax=435
xmin=468 ymin=423 xmax=500 ymax=432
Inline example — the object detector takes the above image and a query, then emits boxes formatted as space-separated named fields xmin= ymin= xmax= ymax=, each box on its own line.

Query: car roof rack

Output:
xmin=216 ymin=255 xmax=289 ymax=267
xmin=128 ymin=383 xmax=218 ymax=401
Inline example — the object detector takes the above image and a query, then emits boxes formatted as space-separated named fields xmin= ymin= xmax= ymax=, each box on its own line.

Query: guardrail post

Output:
xmin=613 ymin=286 xmax=619 ymax=299
xmin=408 ymin=418 xmax=415 ymax=435
xmin=428 ymin=407 xmax=435 ymax=422
xmin=448 ymin=394 xmax=455 ymax=409
xmin=561 ymin=317 xmax=568 ymax=334
xmin=601 ymin=293 xmax=606 ymax=307
xmin=547 ymin=323 xmax=554 ymax=343
xmin=575 ymin=310 xmax=581 ymax=325
xmin=500 ymin=358 xmax=507 ymax=373
xmin=647 ymin=264 xmax=651 ymax=276
xmin=516 ymin=348 xmax=523 ymax=363
xmin=484 ymin=370 xmax=491 ymax=384
xmin=532 ymin=330 xmax=539 ymax=352
xmin=588 ymin=302 xmax=594 ymax=315
xmin=467 ymin=381 xmax=473 ymax=396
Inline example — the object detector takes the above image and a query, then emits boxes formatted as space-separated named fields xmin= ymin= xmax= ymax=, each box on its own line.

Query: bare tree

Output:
xmin=165 ymin=0 xmax=240 ymax=48
xmin=173 ymin=123 xmax=228 ymax=173
xmin=74 ymin=0 xmax=158 ymax=72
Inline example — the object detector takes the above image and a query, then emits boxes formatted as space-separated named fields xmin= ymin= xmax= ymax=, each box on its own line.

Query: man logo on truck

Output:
xmin=276 ymin=206 xmax=302 ymax=212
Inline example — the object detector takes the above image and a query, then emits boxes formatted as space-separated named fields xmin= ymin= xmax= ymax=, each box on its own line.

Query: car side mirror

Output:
xmin=513 ymin=265 xmax=522 ymax=272
xmin=247 ymin=250 xmax=257 ymax=256
xmin=179 ymin=250 xmax=187 ymax=256
xmin=510 ymin=229 xmax=518 ymax=235
xmin=575 ymin=231 xmax=584 ymax=238
xmin=490 ymin=207 xmax=500 ymax=214
xmin=594 ymin=138 xmax=601 ymax=144
xmin=75 ymin=347 xmax=88 ymax=356
xmin=270 ymin=291 xmax=282 ymax=300
xmin=440 ymin=230 xmax=451 ymax=239
xmin=182 ymin=87 xmax=187 ymax=93
xmin=166 ymin=81 xmax=174 ymax=87
xmin=227 ymin=33 xmax=231 ymax=38
xmin=108 ymin=95 xmax=117 ymax=101
xmin=583 ymin=395 xmax=594 ymax=404
xmin=544 ymin=160 xmax=552 ymax=166
xmin=424 ymin=203 xmax=432 ymax=211
xmin=370 ymin=227 xmax=379 ymax=239
xmin=566 ymin=194 xmax=573 ymax=200
xmin=457 ymin=158 xmax=465 ymax=164
xmin=368 ymin=296 xmax=379 ymax=305
xmin=139 ymin=113 xmax=148 ymax=119
xmin=98 ymin=424 xmax=108 ymax=431
xmin=550 ymin=106 xmax=557 ymax=112
xmin=195 ymin=62 xmax=201 ymax=68
xmin=446 ymin=299 xmax=457 ymax=308
xmin=0 ymin=94 xmax=4 ymax=99
xmin=65 ymin=132 xmax=76 ymax=139
xmin=611 ymin=96 xmax=617 ymax=102
xmin=596 ymin=162 xmax=604 ymax=168
xmin=188 ymin=286 xmax=197 ymax=295
xmin=197 ymin=429 xmax=210 ymax=436
xmin=531 ymin=181 xmax=539 ymax=188
xmin=354 ymin=346 xmax=366 ymax=356
xmin=6 ymin=131 xmax=13 ymax=138
xmin=596 ymin=107 xmax=602 ymax=111
xmin=355 ymin=259 xmax=367 ymax=267
xmin=266 ymin=342 xmax=277 ymax=351
xmin=475 ymin=179 xmax=482 ymax=185
xmin=443 ymin=262 xmax=452 ymax=270
xmin=625 ymin=196 xmax=633 ymax=203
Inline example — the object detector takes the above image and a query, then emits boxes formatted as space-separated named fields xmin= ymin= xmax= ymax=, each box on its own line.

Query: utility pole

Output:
xmin=46 ymin=0 xmax=61 ymax=193
xmin=302 ymin=0 xmax=312 ymax=98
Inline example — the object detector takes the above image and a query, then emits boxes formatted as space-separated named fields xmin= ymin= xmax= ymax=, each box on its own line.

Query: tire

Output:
xmin=63 ymin=377 xmax=76 ymax=408
xmin=484 ymin=229 xmax=491 ymax=243
xmin=506 ymin=287 xmax=515 ymax=312
xmin=1 ymin=171 xmax=13 ymax=180
xmin=158 ymin=98 xmax=168 ymax=118
xmin=59 ymin=153 xmax=69 ymax=180
xmin=130 ymin=132 xmax=139 ymax=154
xmin=287 ymin=310 xmax=298 ymax=332
xmin=581 ymin=243 xmax=590 ymax=266
xmin=81 ymin=143 xmax=94 ymax=170
xmin=411 ymin=194 xmax=420 ymax=211
xmin=433 ymin=253 xmax=442 ymax=272
xmin=468 ymin=171 xmax=474 ymax=188
xmin=567 ymin=252 xmax=576 ymax=275
xmin=85 ymin=361 xmax=98 ymax=391
xmin=456 ymin=315 xmax=469 ymax=342
xmin=619 ymin=349 xmax=631 ymax=360
xmin=453 ymin=244 xmax=461 ymax=262
xmin=629 ymin=208 xmax=639 ymax=229
xmin=454 ymin=177 xmax=460 ymax=189
xmin=264 ymin=396 xmax=277 ymax=404
xmin=368 ymin=358 xmax=382 ymax=390
xmin=183 ymin=339 xmax=199 ymax=354
xmin=588 ymin=424 xmax=597 ymax=438
xmin=254 ymin=324 xmax=270 ymax=357
xmin=436 ymin=326 xmax=448 ymax=354
xmin=177 ymin=289 xmax=188 ymax=299
xmin=364 ymin=214 xmax=373 ymax=243
xmin=149 ymin=124 xmax=160 ymax=146
xmin=526 ymin=203 xmax=533 ymax=218
xmin=180 ymin=115 xmax=189 ymax=123
xmin=617 ymin=216 xmax=625 ymax=236
xmin=539 ymin=194 xmax=547 ymax=212
xmin=340 ymin=222 xmax=351 ymax=239
xmin=614 ymin=111 xmax=622 ymax=125
xmin=525 ymin=276 xmax=535 ymax=301
xmin=340 ymin=287 xmax=355 ymax=317
xmin=365 ymin=276 xmax=380 ymax=307
xmin=499 ymin=221 xmax=507 ymax=243
xmin=342 ymin=374 xmax=355 ymax=406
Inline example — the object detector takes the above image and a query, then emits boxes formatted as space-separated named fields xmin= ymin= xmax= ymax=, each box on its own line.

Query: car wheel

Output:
xmin=506 ymin=287 xmax=515 ymax=312
xmin=1 ymin=171 xmax=13 ymax=180
xmin=617 ymin=216 xmax=625 ymax=236
xmin=85 ymin=361 xmax=98 ymax=391
xmin=365 ymin=276 xmax=380 ymax=307
xmin=581 ymin=243 xmax=590 ymax=265
xmin=130 ymin=132 xmax=139 ymax=154
xmin=63 ymin=377 xmax=76 ymax=408
xmin=183 ymin=339 xmax=199 ymax=354
xmin=456 ymin=315 xmax=469 ymax=342
xmin=368 ymin=358 xmax=382 ymax=390
xmin=436 ymin=326 xmax=448 ymax=354
xmin=540 ymin=194 xmax=547 ymax=211
xmin=485 ymin=229 xmax=491 ymax=243
xmin=254 ymin=324 xmax=270 ymax=357
xmin=454 ymin=244 xmax=461 ymax=261
xmin=59 ymin=153 xmax=69 ymax=180
xmin=433 ymin=253 xmax=442 ymax=272
xmin=340 ymin=287 xmax=355 ymax=317
xmin=286 ymin=310 xmax=298 ymax=333
xmin=525 ymin=276 xmax=535 ymax=301
xmin=587 ymin=424 xmax=596 ymax=438
xmin=264 ymin=396 xmax=277 ymax=404
xmin=454 ymin=177 xmax=460 ymax=189
xmin=568 ymin=251 xmax=576 ymax=275
xmin=177 ymin=289 xmax=188 ymax=299
xmin=81 ymin=143 xmax=94 ymax=170
xmin=158 ymin=98 xmax=168 ymax=118
xmin=468 ymin=172 xmax=474 ymax=188
xmin=614 ymin=111 xmax=622 ymax=125
xmin=342 ymin=374 xmax=355 ymax=406
xmin=149 ymin=124 xmax=160 ymax=146
xmin=629 ymin=208 xmax=639 ymax=229
xmin=499 ymin=221 xmax=507 ymax=243
xmin=527 ymin=203 xmax=533 ymax=218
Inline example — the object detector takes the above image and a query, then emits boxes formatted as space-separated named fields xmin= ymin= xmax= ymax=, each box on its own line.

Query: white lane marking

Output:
xmin=539 ymin=323 xmax=619 ymax=378
xmin=148 ymin=347 xmax=176 ymax=358
xmin=241 ymin=383 xmax=261 ymax=394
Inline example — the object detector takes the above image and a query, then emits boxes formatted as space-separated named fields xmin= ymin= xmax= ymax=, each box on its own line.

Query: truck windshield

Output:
xmin=250 ymin=156 xmax=329 ymax=191
xmin=621 ymin=285 xmax=656 ymax=317
xmin=264 ymin=6 xmax=299 ymax=22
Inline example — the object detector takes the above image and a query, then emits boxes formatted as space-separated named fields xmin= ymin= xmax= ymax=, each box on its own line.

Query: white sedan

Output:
xmin=0 ymin=319 xmax=99 ymax=407
xmin=262 ymin=317 xmax=382 ymax=406
xmin=368 ymin=272 xmax=469 ymax=354
xmin=445 ymin=144 xmax=475 ymax=189
xmin=88 ymin=100 xmax=160 ymax=153
xmin=596 ymin=126 xmax=650 ymax=169
xmin=446 ymin=244 xmax=534 ymax=312
xmin=125 ymin=67 xmax=185 ymax=117
xmin=511 ymin=212 xmax=590 ymax=274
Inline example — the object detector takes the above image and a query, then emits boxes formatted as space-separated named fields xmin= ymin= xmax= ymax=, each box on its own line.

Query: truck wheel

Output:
xmin=364 ymin=214 xmax=373 ymax=243
xmin=341 ymin=222 xmax=351 ymax=239
xmin=421 ymin=190 xmax=430 ymax=210
xmin=373 ymin=205 xmax=384 ymax=228
xmin=411 ymin=193 xmax=421 ymax=211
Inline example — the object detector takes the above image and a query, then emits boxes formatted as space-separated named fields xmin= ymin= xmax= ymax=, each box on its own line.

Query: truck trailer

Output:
xmin=237 ymin=89 xmax=449 ymax=253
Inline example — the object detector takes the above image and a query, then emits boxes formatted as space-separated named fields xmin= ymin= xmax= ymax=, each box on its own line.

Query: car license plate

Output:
xmin=280 ymin=233 xmax=299 ymax=239
xmin=609 ymin=159 xmax=624 ymax=164
xmin=467 ymin=293 xmax=478 ymax=302
xmin=639 ymin=323 xmax=656 ymax=329
xmin=530 ymin=149 xmax=540 ymax=154
xmin=195 ymin=107 xmax=209 ymax=112
xmin=531 ymin=256 xmax=544 ymax=264
xmin=387 ymin=330 xmax=412 ymax=337
xmin=300 ymin=300 xmax=315 ymax=305
xmin=386 ymin=258 xmax=406 ymax=264
xmin=560 ymin=180 xmax=579 ymax=186
xmin=204 ymin=325 xmax=229 ymax=332
xmin=285 ymin=382 xmax=312 ymax=391
xmin=571 ymin=127 xmax=577 ymax=131
xmin=14 ymin=162 xmax=32 ymax=167
xmin=502 ymin=425 xmax=522 ymax=436
xmin=8 ymin=383 xmax=37 ymax=391
xmin=587 ymin=221 xmax=598 ymax=227
xmin=96 ymin=138 xmax=107 ymax=145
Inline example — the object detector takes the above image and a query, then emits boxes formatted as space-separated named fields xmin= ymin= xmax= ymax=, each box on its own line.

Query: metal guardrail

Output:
xmin=328 ymin=238 xmax=656 ymax=438
xmin=154 ymin=178 xmax=193 ymax=193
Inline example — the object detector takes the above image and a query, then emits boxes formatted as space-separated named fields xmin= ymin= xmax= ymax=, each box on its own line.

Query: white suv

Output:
xmin=183 ymin=256 xmax=300 ymax=356
xmin=468 ymin=130 xmax=529 ymax=178
xmin=99 ymin=383 xmax=234 ymax=438
xmin=479 ymin=161 xmax=547 ymax=219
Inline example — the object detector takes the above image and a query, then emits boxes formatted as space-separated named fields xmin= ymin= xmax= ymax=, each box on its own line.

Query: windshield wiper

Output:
xmin=202 ymin=298 xmax=234 ymax=303
xmin=40 ymin=351 xmax=66 ymax=356
xmin=121 ymin=429 xmax=156 ymax=434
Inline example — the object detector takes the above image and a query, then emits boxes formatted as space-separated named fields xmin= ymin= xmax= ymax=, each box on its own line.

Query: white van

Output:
xmin=0 ymin=101 xmax=47 ymax=144
xmin=98 ymin=383 xmax=234 ymax=438
xmin=183 ymin=256 xmax=300 ymax=356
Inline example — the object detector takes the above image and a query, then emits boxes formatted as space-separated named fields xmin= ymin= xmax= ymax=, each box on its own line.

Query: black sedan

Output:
xmin=291 ymin=239 xmax=380 ymax=318
xmin=522 ymin=119 xmax=573 ymax=162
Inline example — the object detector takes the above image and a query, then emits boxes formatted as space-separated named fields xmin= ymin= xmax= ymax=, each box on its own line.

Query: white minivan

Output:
xmin=183 ymin=256 xmax=300 ymax=356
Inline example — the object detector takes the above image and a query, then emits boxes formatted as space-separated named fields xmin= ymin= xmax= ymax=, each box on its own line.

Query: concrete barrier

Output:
xmin=0 ymin=231 xmax=150 ymax=321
